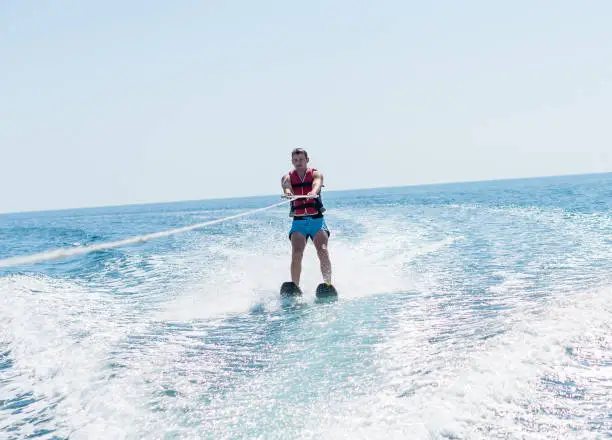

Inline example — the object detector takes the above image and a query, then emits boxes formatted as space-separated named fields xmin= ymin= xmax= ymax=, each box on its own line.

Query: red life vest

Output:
xmin=289 ymin=168 xmax=324 ymax=217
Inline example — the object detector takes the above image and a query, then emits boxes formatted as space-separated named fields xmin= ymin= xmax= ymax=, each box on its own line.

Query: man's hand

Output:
xmin=309 ymin=170 xmax=324 ymax=197
xmin=281 ymin=174 xmax=293 ymax=198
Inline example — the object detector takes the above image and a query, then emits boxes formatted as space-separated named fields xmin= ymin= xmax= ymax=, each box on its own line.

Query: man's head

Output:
xmin=291 ymin=148 xmax=309 ymax=170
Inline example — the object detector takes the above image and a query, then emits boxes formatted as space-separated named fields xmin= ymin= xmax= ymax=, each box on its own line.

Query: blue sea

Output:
xmin=1 ymin=173 xmax=611 ymax=439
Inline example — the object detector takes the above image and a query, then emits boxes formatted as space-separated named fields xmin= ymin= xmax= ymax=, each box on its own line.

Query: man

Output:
xmin=281 ymin=148 xmax=332 ymax=288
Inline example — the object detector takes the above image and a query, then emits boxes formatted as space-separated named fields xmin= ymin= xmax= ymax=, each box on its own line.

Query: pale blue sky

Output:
xmin=1 ymin=1 xmax=611 ymax=213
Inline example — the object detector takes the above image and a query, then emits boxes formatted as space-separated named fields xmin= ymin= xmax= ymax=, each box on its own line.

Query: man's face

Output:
xmin=292 ymin=153 xmax=309 ymax=170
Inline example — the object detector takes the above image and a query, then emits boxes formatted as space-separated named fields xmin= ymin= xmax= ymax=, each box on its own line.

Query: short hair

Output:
xmin=291 ymin=148 xmax=308 ymax=158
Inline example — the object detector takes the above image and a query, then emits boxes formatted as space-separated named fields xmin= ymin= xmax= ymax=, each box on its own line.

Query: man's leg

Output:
xmin=313 ymin=230 xmax=332 ymax=284
xmin=290 ymin=232 xmax=307 ymax=285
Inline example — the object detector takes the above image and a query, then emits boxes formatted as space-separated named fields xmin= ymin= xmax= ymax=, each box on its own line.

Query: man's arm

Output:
xmin=307 ymin=170 xmax=324 ymax=197
xmin=281 ymin=174 xmax=293 ymax=197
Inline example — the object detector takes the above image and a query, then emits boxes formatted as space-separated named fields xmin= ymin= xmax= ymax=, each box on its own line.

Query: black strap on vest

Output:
xmin=291 ymin=181 xmax=312 ymax=188
xmin=293 ymin=201 xmax=317 ymax=209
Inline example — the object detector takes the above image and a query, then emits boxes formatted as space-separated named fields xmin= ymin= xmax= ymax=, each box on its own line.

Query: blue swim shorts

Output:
xmin=288 ymin=216 xmax=330 ymax=241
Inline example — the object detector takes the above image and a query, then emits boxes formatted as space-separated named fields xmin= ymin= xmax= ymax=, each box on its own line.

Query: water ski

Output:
xmin=280 ymin=281 xmax=302 ymax=297
xmin=315 ymin=283 xmax=338 ymax=298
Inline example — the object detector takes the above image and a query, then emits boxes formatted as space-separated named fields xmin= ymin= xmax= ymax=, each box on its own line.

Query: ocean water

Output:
xmin=1 ymin=173 xmax=611 ymax=439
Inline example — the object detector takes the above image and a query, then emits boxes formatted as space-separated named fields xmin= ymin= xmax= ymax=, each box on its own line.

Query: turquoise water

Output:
xmin=1 ymin=173 xmax=611 ymax=439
